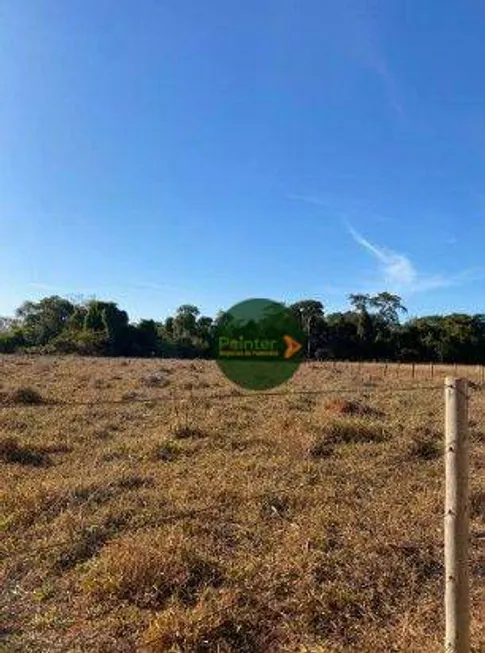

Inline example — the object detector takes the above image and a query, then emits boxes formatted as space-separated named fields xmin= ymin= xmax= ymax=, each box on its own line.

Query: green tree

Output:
xmin=16 ymin=296 xmax=75 ymax=346
xmin=83 ymin=301 xmax=129 ymax=355
xmin=0 ymin=317 xmax=17 ymax=332
xmin=290 ymin=300 xmax=324 ymax=326
xmin=169 ymin=305 xmax=203 ymax=357
xmin=290 ymin=300 xmax=325 ymax=358
xmin=102 ymin=303 xmax=129 ymax=355
xmin=369 ymin=293 xmax=407 ymax=360
xmin=69 ymin=305 xmax=88 ymax=330
xmin=348 ymin=293 xmax=374 ymax=357
xmin=0 ymin=329 xmax=25 ymax=353
xmin=370 ymin=292 xmax=407 ymax=325
xmin=324 ymin=311 xmax=359 ymax=360
xmin=173 ymin=305 xmax=200 ymax=340
xmin=133 ymin=319 xmax=159 ymax=357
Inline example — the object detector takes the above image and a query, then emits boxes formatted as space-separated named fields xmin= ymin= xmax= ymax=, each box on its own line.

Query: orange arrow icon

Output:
xmin=283 ymin=335 xmax=302 ymax=359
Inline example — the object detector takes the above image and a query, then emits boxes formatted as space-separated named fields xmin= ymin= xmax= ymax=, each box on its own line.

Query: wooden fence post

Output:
xmin=444 ymin=377 xmax=470 ymax=653
xmin=412 ymin=363 xmax=415 ymax=379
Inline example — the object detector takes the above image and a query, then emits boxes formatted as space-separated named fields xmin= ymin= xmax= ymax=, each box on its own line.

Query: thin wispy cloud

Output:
xmin=286 ymin=193 xmax=332 ymax=208
xmin=287 ymin=193 xmax=349 ymax=220
xmin=332 ymin=2 xmax=404 ymax=118
xmin=347 ymin=226 xmax=480 ymax=294
xmin=287 ymin=192 xmax=395 ymax=226
xmin=365 ymin=51 xmax=404 ymax=118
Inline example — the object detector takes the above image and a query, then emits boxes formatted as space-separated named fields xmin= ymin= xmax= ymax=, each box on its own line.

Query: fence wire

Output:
xmin=0 ymin=382 xmax=458 ymax=410
xmin=2 ymin=381 xmax=484 ymax=409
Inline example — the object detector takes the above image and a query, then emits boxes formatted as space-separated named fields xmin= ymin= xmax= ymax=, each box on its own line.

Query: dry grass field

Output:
xmin=1 ymin=355 xmax=484 ymax=652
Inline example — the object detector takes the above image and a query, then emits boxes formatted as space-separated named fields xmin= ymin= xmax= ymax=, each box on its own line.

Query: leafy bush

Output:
xmin=46 ymin=330 xmax=108 ymax=355
xmin=0 ymin=330 xmax=25 ymax=353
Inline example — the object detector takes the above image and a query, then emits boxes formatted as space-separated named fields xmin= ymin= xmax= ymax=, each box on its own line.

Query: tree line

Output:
xmin=1 ymin=292 xmax=485 ymax=363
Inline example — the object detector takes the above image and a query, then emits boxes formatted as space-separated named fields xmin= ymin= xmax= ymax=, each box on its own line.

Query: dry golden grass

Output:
xmin=0 ymin=355 xmax=484 ymax=652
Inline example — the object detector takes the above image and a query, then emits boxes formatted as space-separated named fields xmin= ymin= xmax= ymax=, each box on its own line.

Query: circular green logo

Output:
xmin=215 ymin=298 xmax=305 ymax=390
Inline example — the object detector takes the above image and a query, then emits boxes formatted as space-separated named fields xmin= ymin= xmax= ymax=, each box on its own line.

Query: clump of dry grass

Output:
xmin=172 ymin=425 xmax=207 ymax=440
xmin=121 ymin=391 xmax=139 ymax=401
xmin=303 ymin=540 xmax=443 ymax=647
xmin=150 ymin=439 xmax=183 ymax=461
xmin=54 ymin=512 xmax=129 ymax=571
xmin=259 ymin=492 xmax=291 ymax=520
xmin=143 ymin=588 xmax=278 ymax=653
xmin=141 ymin=374 xmax=170 ymax=388
xmin=0 ymin=435 xmax=50 ymax=467
xmin=406 ymin=425 xmax=442 ymax=460
xmin=62 ymin=475 xmax=153 ymax=509
xmin=1 ymin=473 xmax=153 ymax=533
xmin=84 ymin=529 xmax=224 ymax=609
xmin=317 ymin=417 xmax=386 ymax=446
xmin=116 ymin=474 xmax=152 ymax=490
xmin=306 ymin=410 xmax=387 ymax=459
xmin=308 ymin=439 xmax=335 ymax=459
xmin=470 ymin=490 xmax=485 ymax=521
xmin=288 ymin=393 xmax=316 ymax=412
xmin=324 ymin=397 xmax=381 ymax=417
xmin=0 ymin=386 xmax=45 ymax=405
xmin=470 ymin=425 xmax=485 ymax=443
xmin=408 ymin=434 xmax=442 ymax=460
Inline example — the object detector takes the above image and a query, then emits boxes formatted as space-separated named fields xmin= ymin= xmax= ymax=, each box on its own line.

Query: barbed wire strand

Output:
xmin=0 ymin=381 xmax=478 ymax=410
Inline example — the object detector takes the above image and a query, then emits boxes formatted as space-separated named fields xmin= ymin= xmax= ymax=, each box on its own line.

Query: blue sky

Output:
xmin=1 ymin=1 xmax=485 ymax=321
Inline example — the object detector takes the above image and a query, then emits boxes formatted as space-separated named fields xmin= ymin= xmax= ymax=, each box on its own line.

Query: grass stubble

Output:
xmin=0 ymin=356 xmax=484 ymax=652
